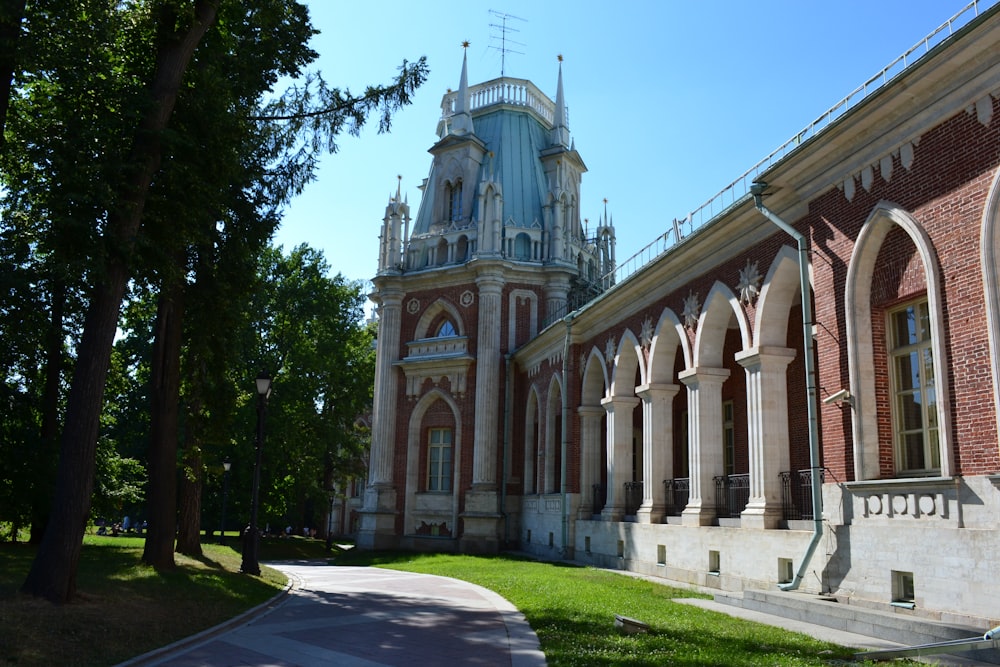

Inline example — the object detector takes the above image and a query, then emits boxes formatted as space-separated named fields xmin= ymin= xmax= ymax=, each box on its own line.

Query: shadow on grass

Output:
xmin=0 ymin=540 xmax=284 ymax=667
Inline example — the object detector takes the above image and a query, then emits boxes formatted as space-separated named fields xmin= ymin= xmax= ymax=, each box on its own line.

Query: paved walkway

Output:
xmin=127 ymin=562 xmax=545 ymax=667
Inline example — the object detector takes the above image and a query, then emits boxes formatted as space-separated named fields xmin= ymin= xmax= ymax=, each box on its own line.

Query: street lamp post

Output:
xmin=219 ymin=457 xmax=231 ymax=544
xmin=241 ymin=373 xmax=272 ymax=576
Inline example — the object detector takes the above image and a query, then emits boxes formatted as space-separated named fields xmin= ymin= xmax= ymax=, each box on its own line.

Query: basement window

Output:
xmin=708 ymin=550 xmax=721 ymax=575
xmin=892 ymin=570 xmax=915 ymax=608
xmin=778 ymin=558 xmax=794 ymax=585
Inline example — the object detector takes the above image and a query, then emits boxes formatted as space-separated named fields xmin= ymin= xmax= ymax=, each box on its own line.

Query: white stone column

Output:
xmin=577 ymin=405 xmax=604 ymax=517
xmin=462 ymin=274 xmax=505 ymax=551
xmin=358 ymin=288 xmax=403 ymax=549
xmin=736 ymin=346 xmax=796 ymax=529
xmin=600 ymin=395 xmax=640 ymax=521
xmin=472 ymin=276 xmax=504 ymax=489
xmin=678 ymin=367 xmax=730 ymax=526
xmin=635 ymin=383 xmax=680 ymax=524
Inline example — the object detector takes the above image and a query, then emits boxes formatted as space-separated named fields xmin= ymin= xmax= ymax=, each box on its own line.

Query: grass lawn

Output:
xmin=335 ymin=550 xmax=911 ymax=666
xmin=2 ymin=536 xmax=912 ymax=666
xmin=0 ymin=533 xmax=332 ymax=667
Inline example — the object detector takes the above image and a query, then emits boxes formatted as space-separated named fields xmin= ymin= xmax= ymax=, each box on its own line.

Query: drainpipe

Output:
xmin=561 ymin=313 xmax=574 ymax=557
xmin=750 ymin=182 xmax=823 ymax=592
xmin=502 ymin=353 xmax=512 ymax=545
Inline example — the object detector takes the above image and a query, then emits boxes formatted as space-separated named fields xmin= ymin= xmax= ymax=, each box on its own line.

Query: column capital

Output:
xmin=735 ymin=346 xmax=796 ymax=370
xmin=600 ymin=395 xmax=641 ymax=412
xmin=577 ymin=404 xmax=606 ymax=417
xmin=636 ymin=382 xmax=680 ymax=401
xmin=678 ymin=366 xmax=730 ymax=388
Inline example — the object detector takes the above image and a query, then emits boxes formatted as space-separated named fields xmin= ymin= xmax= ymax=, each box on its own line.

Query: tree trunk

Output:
xmin=175 ymin=442 xmax=203 ymax=557
xmin=20 ymin=1 xmax=218 ymax=602
xmin=142 ymin=273 xmax=184 ymax=569
xmin=29 ymin=278 xmax=65 ymax=545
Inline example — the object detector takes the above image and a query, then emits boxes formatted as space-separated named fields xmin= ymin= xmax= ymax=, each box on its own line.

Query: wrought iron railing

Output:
xmin=624 ymin=481 xmax=643 ymax=516
xmin=714 ymin=474 xmax=751 ymax=519
xmin=663 ymin=478 xmax=690 ymax=517
xmin=779 ymin=468 xmax=825 ymax=521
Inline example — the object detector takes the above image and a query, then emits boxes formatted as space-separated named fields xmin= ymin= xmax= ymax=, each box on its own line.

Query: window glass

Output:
xmin=436 ymin=320 xmax=457 ymax=337
xmin=427 ymin=428 xmax=453 ymax=492
xmin=889 ymin=299 xmax=938 ymax=475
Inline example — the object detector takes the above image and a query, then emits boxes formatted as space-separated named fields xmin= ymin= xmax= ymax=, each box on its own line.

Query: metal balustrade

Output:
xmin=623 ymin=481 xmax=643 ymax=516
xmin=779 ymin=468 xmax=825 ymax=521
xmin=714 ymin=474 xmax=751 ymax=519
xmin=663 ymin=478 xmax=690 ymax=517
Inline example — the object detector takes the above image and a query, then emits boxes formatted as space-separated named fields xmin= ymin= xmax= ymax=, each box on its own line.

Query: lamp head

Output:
xmin=255 ymin=372 xmax=272 ymax=399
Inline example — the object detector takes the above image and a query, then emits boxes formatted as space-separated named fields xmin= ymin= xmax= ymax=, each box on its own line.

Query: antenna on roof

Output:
xmin=488 ymin=9 xmax=526 ymax=77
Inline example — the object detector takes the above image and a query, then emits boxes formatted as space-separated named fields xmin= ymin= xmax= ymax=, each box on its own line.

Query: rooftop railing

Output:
xmin=440 ymin=76 xmax=557 ymax=126
xmin=602 ymin=0 xmax=997 ymax=290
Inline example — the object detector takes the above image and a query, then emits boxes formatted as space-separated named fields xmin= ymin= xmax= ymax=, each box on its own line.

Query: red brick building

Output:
xmin=363 ymin=5 xmax=1000 ymax=627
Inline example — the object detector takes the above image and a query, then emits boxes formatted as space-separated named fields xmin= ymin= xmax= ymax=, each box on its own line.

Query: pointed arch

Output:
xmin=544 ymin=374 xmax=565 ymax=493
xmin=578 ymin=348 xmax=609 ymax=513
xmin=649 ymin=308 xmax=690 ymax=383
xmin=694 ymin=281 xmax=751 ymax=368
xmin=403 ymin=388 xmax=463 ymax=536
xmin=524 ymin=384 xmax=542 ymax=494
xmin=846 ymin=200 xmax=953 ymax=480
xmin=581 ymin=348 xmax=609 ymax=405
xmin=982 ymin=165 xmax=1000 ymax=456
xmin=754 ymin=245 xmax=807 ymax=348
xmin=414 ymin=298 xmax=465 ymax=339
xmin=610 ymin=329 xmax=644 ymax=397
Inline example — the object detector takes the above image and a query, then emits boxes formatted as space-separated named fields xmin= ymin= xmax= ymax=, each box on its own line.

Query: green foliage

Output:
xmin=91 ymin=436 xmax=146 ymax=522
xmin=0 ymin=0 xmax=422 ymax=597
xmin=244 ymin=244 xmax=375 ymax=527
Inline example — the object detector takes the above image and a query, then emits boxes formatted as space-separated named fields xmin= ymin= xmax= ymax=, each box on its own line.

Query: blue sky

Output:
xmin=274 ymin=0 xmax=988 ymax=293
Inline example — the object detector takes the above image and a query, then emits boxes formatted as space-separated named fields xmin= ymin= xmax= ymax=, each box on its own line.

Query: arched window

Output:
xmin=514 ymin=232 xmax=531 ymax=260
xmin=436 ymin=319 xmax=457 ymax=338
xmin=447 ymin=180 xmax=463 ymax=222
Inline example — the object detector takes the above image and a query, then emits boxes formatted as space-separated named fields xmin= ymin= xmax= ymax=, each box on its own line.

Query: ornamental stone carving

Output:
xmin=682 ymin=291 xmax=700 ymax=330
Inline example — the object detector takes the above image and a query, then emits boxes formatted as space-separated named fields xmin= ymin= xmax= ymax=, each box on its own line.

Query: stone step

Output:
xmin=714 ymin=589 xmax=1000 ymax=664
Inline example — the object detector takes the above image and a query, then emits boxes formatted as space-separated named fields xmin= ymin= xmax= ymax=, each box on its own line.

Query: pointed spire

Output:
xmin=551 ymin=55 xmax=570 ymax=147
xmin=396 ymin=174 xmax=402 ymax=202
xmin=451 ymin=41 xmax=474 ymax=136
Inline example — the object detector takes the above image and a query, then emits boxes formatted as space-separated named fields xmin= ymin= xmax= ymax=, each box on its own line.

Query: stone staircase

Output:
xmin=713 ymin=589 xmax=1000 ymax=664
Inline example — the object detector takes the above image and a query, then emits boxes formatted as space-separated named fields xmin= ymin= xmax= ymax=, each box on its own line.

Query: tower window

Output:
xmin=436 ymin=319 xmax=457 ymax=337
xmin=448 ymin=181 xmax=463 ymax=222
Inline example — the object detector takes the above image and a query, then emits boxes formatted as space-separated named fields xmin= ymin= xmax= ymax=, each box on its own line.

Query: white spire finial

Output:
xmin=451 ymin=42 xmax=474 ymax=135
xmin=551 ymin=55 xmax=569 ymax=147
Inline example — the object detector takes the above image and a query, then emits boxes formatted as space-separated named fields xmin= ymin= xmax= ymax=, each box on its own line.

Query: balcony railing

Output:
xmin=714 ymin=474 xmax=750 ymax=519
xmin=624 ymin=481 xmax=643 ymax=516
xmin=780 ymin=468 xmax=825 ymax=521
xmin=663 ymin=478 xmax=690 ymax=517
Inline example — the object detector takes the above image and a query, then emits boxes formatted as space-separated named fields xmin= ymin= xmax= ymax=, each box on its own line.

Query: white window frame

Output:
xmin=427 ymin=427 xmax=453 ymax=492
xmin=888 ymin=299 xmax=940 ymax=476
